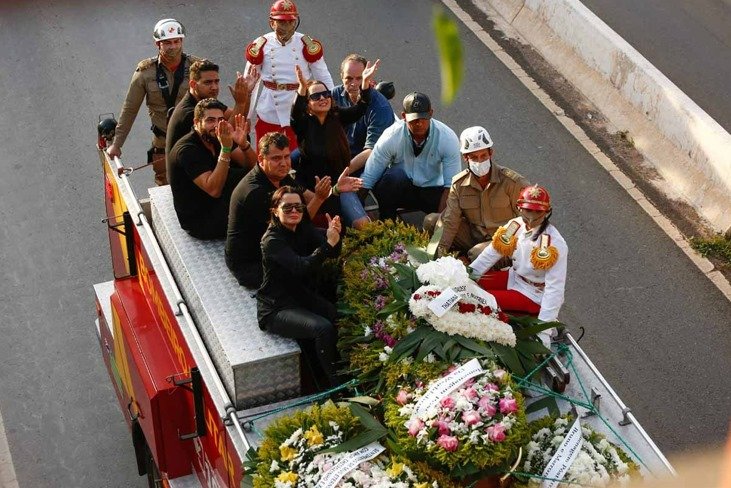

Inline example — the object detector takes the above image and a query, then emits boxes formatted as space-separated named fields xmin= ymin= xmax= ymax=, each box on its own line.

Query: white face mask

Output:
xmin=468 ymin=158 xmax=491 ymax=177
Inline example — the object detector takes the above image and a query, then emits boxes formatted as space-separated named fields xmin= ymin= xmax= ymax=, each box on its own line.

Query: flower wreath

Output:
xmin=514 ymin=415 xmax=641 ymax=487
xmin=384 ymin=359 xmax=528 ymax=474
xmin=251 ymin=402 xmax=455 ymax=488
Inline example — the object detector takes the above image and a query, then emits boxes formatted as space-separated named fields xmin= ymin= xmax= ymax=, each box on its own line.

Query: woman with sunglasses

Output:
xmin=257 ymin=185 xmax=344 ymax=387
xmin=290 ymin=61 xmax=380 ymax=229
xmin=469 ymin=185 xmax=568 ymax=348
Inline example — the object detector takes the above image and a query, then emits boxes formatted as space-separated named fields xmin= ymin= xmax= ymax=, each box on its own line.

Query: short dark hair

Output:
xmin=190 ymin=59 xmax=219 ymax=81
xmin=258 ymin=132 xmax=290 ymax=157
xmin=340 ymin=53 xmax=367 ymax=75
xmin=193 ymin=98 xmax=226 ymax=122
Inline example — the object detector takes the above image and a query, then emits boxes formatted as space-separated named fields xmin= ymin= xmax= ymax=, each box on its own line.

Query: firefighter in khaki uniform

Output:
xmin=244 ymin=0 xmax=334 ymax=150
xmin=424 ymin=126 xmax=530 ymax=261
xmin=107 ymin=19 xmax=201 ymax=186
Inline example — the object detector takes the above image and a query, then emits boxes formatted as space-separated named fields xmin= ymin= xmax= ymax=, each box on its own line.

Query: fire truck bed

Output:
xmin=148 ymin=186 xmax=300 ymax=409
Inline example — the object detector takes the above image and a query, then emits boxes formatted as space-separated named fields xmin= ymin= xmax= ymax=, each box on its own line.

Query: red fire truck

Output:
xmin=92 ymin=125 xmax=674 ymax=487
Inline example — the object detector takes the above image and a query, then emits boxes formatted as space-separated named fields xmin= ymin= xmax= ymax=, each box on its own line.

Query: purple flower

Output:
xmin=374 ymin=295 xmax=387 ymax=310
xmin=382 ymin=334 xmax=397 ymax=348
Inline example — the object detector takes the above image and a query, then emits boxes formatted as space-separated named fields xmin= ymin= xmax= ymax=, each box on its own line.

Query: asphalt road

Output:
xmin=0 ymin=1 xmax=729 ymax=487
xmin=581 ymin=0 xmax=731 ymax=132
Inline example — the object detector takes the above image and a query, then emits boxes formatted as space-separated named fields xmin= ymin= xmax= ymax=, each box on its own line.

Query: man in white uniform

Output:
xmin=244 ymin=0 xmax=334 ymax=150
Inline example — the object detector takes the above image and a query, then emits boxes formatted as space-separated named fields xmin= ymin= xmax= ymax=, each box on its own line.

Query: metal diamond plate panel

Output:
xmin=148 ymin=186 xmax=300 ymax=409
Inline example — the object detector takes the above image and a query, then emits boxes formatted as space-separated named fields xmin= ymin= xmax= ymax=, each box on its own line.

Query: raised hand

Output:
xmin=325 ymin=213 xmax=342 ymax=246
xmin=230 ymin=114 xmax=249 ymax=147
xmin=216 ymin=119 xmax=234 ymax=149
xmin=336 ymin=166 xmax=363 ymax=193
xmin=228 ymin=71 xmax=249 ymax=104
xmin=361 ymin=59 xmax=381 ymax=90
xmin=314 ymin=175 xmax=332 ymax=200
xmin=244 ymin=64 xmax=260 ymax=92
xmin=295 ymin=65 xmax=308 ymax=95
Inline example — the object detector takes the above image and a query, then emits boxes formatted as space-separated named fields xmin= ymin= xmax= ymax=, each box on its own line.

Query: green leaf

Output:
xmin=491 ymin=343 xmax=525 ymax=375
xmin=452 ymin=335 xmax=495 ymax=357
xmin=415 ymin=332 xmax=441 ymax=362
xmin=375 ymin=300 xmax=407 ymax=319
xmin=390 ymin=325 xmax=430 ymax=359
xmin=514 ymin=320 xmax=561 ymax=340
xmin=525 ymin=396 xmax=561 ymax=416
xmin=515 ymin=338 xmax=551 ymax=355
xmin=426 ymin=224 xmax=443 ymax=258
xmin=349 ymin=403 xmax=387 ymax=433
xmin=433 ymin=6 xmax=463 ymax=105
xmin=320 ymin=429 xmax=386 ymax=454
xmin=405 ymin=245 xmax=431 ymax=264
xmin=344 ymin=396 xmax=380 ymax=406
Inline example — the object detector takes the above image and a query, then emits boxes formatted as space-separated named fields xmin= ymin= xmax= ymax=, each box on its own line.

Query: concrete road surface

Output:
xmin=581 ymin=0 xmax=731 ymax=132
xmin=0 ymin=1 xmax=729 ymax=486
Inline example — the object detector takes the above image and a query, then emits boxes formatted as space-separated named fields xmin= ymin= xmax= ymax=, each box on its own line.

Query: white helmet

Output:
xmin=153 ymin=19 xmax=185 ymax=41
xmin=459 ymin=126 xmax=493 ymax=154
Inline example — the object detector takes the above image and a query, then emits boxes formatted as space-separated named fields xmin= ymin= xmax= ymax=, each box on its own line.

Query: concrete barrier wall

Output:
xmin=483 ymin=0 xmax=731 ymax=233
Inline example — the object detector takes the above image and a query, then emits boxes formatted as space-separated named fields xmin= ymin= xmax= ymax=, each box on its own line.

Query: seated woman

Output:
xmin=257 ymin=185 xmax=343 ymax=387
xmin=290 ymin=61 xmax=380 ymax=229
xmin=469 ymin=185 xmax=568 ymax=347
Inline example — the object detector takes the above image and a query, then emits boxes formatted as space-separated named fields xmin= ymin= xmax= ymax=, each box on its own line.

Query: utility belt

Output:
xmin=151 ymin=124 xmax=167 ymax=139
xmin=262 ymin=80 xmax=298 ymax=91
xmin=517 ymin=273 xmax=545 ymax=290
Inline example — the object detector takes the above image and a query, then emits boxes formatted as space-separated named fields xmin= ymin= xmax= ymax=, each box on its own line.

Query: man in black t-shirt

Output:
xmin=168 ymin=98 xmax=252 ymax=239
xmin=166 ymin=60 xmax=259 ymax=174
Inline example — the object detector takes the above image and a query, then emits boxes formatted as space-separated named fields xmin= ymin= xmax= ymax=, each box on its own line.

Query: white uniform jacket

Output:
xmin=245 ymin=31 xmax=334 ymax=127
xmin=469 ymin=217 xmax=568 ymax=322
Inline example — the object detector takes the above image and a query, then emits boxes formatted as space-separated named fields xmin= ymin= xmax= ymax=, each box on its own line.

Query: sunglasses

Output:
xmin=308 ymin=90 xmax=332 ymax=101
xmin=279 ymin=203 xmax=306 ymax=213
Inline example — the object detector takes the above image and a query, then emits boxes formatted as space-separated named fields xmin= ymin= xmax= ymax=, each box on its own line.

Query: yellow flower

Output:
xmin=276 ymin=471 xmax=298 ymax=483
xmin=303 ymin=425 xmax=324 ymax=447
xmin=414 ymin=483 xmax=429 ymax=488
xmin=386 ymin=462 xmax=404 ymax=477
xmin=279 ymin=445 xmax=297 ymax=462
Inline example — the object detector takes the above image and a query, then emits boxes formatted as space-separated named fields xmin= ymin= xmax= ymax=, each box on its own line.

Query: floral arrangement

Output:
xmin=514 ymin=416 xmax=640 ymax=487
xmin=407 ymin=256 xmax=516 ymax=346
xmin=384 ymin=359 xmax=528 ymax=475
xmin=250 ymin=402 xmax=456 ymax=488
xmin=337 ymin=220 xmax=428 ymax=387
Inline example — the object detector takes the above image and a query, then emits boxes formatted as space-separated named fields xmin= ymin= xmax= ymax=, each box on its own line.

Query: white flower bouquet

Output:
xmin=515 ymin=416 xmax=641 ymax=487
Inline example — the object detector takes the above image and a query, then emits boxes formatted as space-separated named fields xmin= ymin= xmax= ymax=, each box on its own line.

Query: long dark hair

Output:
xmin=306 ymin=80 xmax=351 ymax=174
xmin=269 ymin=185 xmax=306 ymax=226
xmin=531 ymin=209 xmax=553 ymax=241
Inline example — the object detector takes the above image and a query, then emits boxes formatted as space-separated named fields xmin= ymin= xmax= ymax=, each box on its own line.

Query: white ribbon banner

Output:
xmin=428 ymin=287 xmax=460 ymax=317
xmin=314 ymin=442 xmax=385 ymax=488
xmin=413 ymin=358 xmax=485 ymax=417
xmin=540 ymin=418 xmax=583 ymax=488
xmin=453 ymin=282 xmax=499 ymax=309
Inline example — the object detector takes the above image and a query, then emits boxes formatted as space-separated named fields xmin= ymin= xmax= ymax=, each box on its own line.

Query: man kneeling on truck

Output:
xmin=168 ymin=98 xmax=251 ymax=239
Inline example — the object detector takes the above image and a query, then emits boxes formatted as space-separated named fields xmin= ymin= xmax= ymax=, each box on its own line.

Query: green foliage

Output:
xmin=433 ymin=7 xmax=464 ymax=105
xmin=690 ymin=234 xmax=731 ymax=265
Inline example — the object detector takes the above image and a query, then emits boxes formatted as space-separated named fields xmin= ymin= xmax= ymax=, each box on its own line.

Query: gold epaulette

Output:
xmin=301 ymin=34 xmax=324 ymax=62
xmin=492 ymin=221 xmax=520 ymax=257
xmin=530 ymin=234 xmax=559 ymax=270
xmin=245 ymin=36 xmax=267 ymax=64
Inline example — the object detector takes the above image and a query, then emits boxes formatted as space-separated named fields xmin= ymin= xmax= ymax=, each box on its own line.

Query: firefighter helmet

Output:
xmin=459 ymin=126 xmax=493 ymax=154
xmin=517 ymin=185 xmax=552 ymax=212
xmin=153 ymin=18 xmax=185 ymax=41
xmin=269 ymin=0 xmax=299 ymax=20
xmin=97 ymin=117 xmax=117 ymax=142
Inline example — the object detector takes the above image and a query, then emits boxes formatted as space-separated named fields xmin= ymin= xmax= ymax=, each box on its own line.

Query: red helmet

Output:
xmin=517 ymin=185 xmax=552 ymax=211
xmin=270 ymin=0 xmax=299 ymax=20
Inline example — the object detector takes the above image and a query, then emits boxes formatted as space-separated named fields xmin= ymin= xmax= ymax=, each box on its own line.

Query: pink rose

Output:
xmin=499 ymin=397 xmax=517 ymax=414
xmin=396 ymin=389 xmax=410 ymax=406
xmin=486 ymin=424 xmax=507 ymax=442
xmin=406 ymin=418 xmax=424 ymax=437
xmin=436 ymin=435 xmax=459 ymax=452
xmin=478 ymin=397 xmax=497 ymax=417
xmin=433 ymin=419 xmax=451 ymax=436
xmin=462 ymin=387 xmax=478 ymax=400
xmin=462 ymin=410 xmax=481 ymax=426
xmin=440 ymin=396 xmax=455 ymax=409
xmin=485 ymin=382 xmax=499 ymax=392
xmin=463 ymin=378 xmax=476 ymax=388
xmin=442 ymin=365 xmax=458 ymax=376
